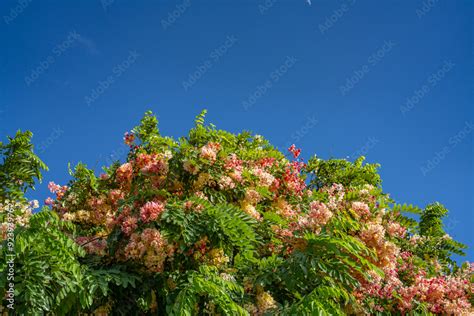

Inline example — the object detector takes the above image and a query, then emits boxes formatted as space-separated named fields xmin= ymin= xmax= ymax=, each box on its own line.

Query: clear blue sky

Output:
xmin=1 ymin=1 xmax=472 ymax=260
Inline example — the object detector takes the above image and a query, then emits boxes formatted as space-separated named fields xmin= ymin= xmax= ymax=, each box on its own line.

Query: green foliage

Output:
xmin=283 ymin=285 xmax=350 ymax=315
xmin=194 ymin=109 xmax=208 ymax=127
xmin=281 ymin=232 xmax=379 ymax=294
xmin=203 ymin=203 xmax=259 ymax=252
xmin=416 ymin=202 xmax=467 ymax=268
xmin=419 ymin=202 xmax=448 ymax=238
xmin=133 ymin=110 xmax=161 ymax=143
xmin=307 ymin=156 xmax=381 ymax=189
xmin=0 ymin=209 xmax=142 ymax=314
xmin=0 ymin=130 xmax=47 ymax=202
xmin=391 ymin=203 xmax=422 ymax=234
xmin=0 ymin=210 xmax=85 ymax=314
xmin=170 ymin=265 xmax=247 ymax=316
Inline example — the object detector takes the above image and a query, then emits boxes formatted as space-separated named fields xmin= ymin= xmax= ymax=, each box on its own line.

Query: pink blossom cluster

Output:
xmin=48 ymin=123 xmax=472 ymax=314
xmin=245 ymin=189 xmax=261 ymax=205
xmin=411 ymin=273 xmax=472 ymax=314
xmin=135 ymin=153 xmax=169 ymax=175
xmin=116 ymin=162 xmax=134 ymax=185
xmin=218 ymin=175 xmax=235 ymax=190
xmin=358 ymin=219 xmax=402 ymax=269
xmin=44 ymin=197 xmax=55 ymax=206
xmin=257 ymin=157 xmax=276 ymax=168
xmin=139 ymin=201 xmax=166 ymax=223
xmin=121 ymin=216 xmax=138 ymax=235
xmin=282 ymin=162 xmax=306 ymax=196
xmin=123 ymin=132 xmax=135 ymax=146
xmin=224 ymin=153 xmax=243 ymax=171
xmin=386 ymin=221 xmax=407 ymax=238
xmin=359 ymin=223 xmax=386 ymax=248
xmin=252 ymin=167 xmax=275 ymax=187
xmin=47 ymin=181 xmax=68 ymax=201
xmin=200 ymin=142 xmax=221 ymax=163
xmin=108 ymin=189 xmax=125 ymax=206
xmin=356 ymin=252 xmax=473 ymax=314
xmin=48 ymin=181 xmax=62 ymax=193
xmin=324 ymin=183 xmax=345 ymax=210
xmin=273 ymin=198 xmax=297 ymax=218
xmin=124 ymin=228 xmax=173 ymax=272
xmin=240 ymin=189 xmax=263 ymax=220
xmin=351 ymin=201 xmax=371 ymax=220
xmin=298 ymin=201 xmax=333 ymax=232
xmin=288 ymin=144 xmax=301 ymax=159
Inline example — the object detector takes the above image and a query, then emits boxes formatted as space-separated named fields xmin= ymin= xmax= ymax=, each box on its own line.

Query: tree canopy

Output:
xmin=0 ymin=111 xmax=472 ymax=315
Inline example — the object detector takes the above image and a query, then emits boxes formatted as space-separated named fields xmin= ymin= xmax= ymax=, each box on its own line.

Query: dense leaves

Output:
xmin=0 ymin=131 xmax=47 ymax=202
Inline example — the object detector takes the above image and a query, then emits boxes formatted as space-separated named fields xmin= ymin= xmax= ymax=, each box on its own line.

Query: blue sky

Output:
xmin=1 ymin=1 xmax=472 ymax=260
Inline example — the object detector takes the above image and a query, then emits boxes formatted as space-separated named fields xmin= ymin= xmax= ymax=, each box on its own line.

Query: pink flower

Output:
xmin=44 ymin=197 xmax=54 ymax=206
xmin=352 ymin=201 xmax=371 ymax=219
xmin=200 ymin=143 xmax=220 ymax=163
xmin=240 ymin=201 xmax=261 ymax=220
xmin=282 ymin=163 xmax=306 ymax=195
xmin=47 ymin=181 xmax=67 ymax=200
xmin=183 ymin=201 xmax=193 ymax=210
xmin=387 ymin=221 xmax=406 ymax=238
xmin=273 ymin=198 xmax=296 ymax=218
xmin=218 ymin=176 xmax=235 ymax=190
xmin=252 ymin=168 xmax=275 ymax=187
xmin=121 ymin=216 xmax=138 ymax=235
xmin=257 ymin=157 xmax=276 ymax=168
xmin=116 ymin=162 xmax=133 ymax=183
xmin=123 ymin=132 xmax=135 ymax=146
xmin=325 ymin=183 xmax=345 ymax=210
xmin=136 ymin=153 xmax=168 ymax=175
xmin=124 ymin=228 xmax=171 ymax=272
xmin=109 ymin=189 xmax=125 ymax=204
xmin=305 ymin=201 xmax=333 ymax=227
xmin=48 ymin=181 xmax=61 ymax=193
xmin=224 ymin=154 xmax=243 ymax=171
xmin=288 ymin=144 xmax=301 ymax=159
xmin=360 ymin=223 xmax=385 ymax=247
xmin=140 ymin=201 xmax=166 ymax=223
xmin=229 ymin=170 xmax=243 ymax=183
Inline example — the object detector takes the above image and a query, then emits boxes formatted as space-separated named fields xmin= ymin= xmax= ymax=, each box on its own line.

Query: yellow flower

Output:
xmin=206 ymin=248 xmax=229 ymax=267
xmin=240 ymin=201 xmax=261 ymax=220
xmin=256 ymin=290 xmax=277 ymax=312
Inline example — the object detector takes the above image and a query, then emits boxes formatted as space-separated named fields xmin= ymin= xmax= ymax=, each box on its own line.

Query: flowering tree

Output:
xmin=1 ymin=111 xmax=473 ymax=315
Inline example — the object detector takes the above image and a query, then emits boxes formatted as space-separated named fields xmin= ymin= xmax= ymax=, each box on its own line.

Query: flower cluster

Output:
xmin=288 ymin=144 xmax=301 ymax=159
xmin=116 ymin=162 xmax=134 ymax=185
xmin=124 ymin=228 xmax=173 ymax=272
xmin=46 ymin=181 xmax=68 ymax=204
xmin=136 ymin=153 xmax=169 ymax=176
xmin=0 ymin=199 xmax=38 ymax=240
xmin=140 ymin=201 xmax=166 ymax=223
xmin=298 ymin=201 xmax=333 ymax=233
xmin=123 ymin=131 xmax=135 ymax=146
xmin=200 ymin=142 xmax=221 ymax=163
xmin=356 ymin=255 xmax=473 ymax=314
